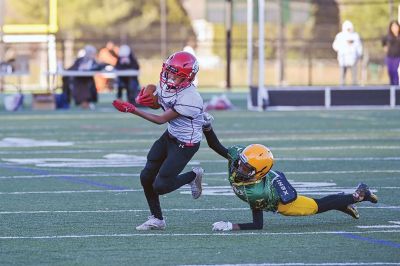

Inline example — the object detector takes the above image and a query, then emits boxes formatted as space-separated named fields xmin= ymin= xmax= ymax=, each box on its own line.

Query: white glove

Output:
xmin=212 ymin=221 xmax=233 ymax=231
xmin=202 ymin=112 xmax=214 ymax=131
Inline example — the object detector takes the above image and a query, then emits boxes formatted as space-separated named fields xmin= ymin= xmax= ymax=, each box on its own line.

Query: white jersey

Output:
xmin=156 ymin=83 xmax=204 ymax=144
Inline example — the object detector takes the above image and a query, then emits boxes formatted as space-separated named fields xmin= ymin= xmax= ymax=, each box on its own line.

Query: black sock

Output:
xmin=314 ymin=194 xmax=355 ymax=214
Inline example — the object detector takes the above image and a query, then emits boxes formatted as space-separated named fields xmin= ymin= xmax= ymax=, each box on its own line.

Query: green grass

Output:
xmin=0 ymin=93 xmax=400 ymax=265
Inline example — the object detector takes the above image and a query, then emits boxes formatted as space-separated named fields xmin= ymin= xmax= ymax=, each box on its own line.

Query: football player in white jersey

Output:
xmin=112 ymin=51 xmax=204 ymax=230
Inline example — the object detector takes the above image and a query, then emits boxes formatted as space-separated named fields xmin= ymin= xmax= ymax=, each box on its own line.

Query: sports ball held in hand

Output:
xmin=143 ymin=84 xmax=161 ymax=109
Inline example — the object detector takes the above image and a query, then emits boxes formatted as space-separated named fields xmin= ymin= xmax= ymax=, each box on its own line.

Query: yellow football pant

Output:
xmin=277 ymin=195 xmax=318 ymax=216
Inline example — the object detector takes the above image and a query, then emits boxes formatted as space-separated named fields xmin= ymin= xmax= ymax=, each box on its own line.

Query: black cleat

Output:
xmin=353 ymin=183 xmax=378 ymax=203
xmin=340 ymin=204 xmax=360 ymax=219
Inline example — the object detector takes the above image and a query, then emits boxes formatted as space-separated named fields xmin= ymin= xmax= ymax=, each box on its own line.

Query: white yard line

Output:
xmin=0 ymin=206 xmax=398 ymax=215
xmin=0 ymin=208 xmax=249 ymax=214
xmin=357 ymin=225 xmax=400 ymax=229
xmin=1 ymin=170 xmax=399 ymax=180
xmin=0 ymin=185 xmax=397 ymax=195
xmin=0 ymin=229 xmax=399 ymax=240
xmin=0 ymin=189 xmax=138 ymax=195
xmin=1 ymin=145 xmax=400 ymax=155
xmin=76 ymin=136 xmax=400 ymax=144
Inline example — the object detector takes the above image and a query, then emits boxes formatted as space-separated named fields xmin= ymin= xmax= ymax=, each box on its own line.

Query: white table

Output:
xmin=47 ymin=69 xmax=139 ymax=91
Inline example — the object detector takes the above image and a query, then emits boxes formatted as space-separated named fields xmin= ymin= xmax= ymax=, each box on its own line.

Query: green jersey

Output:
xmin=227 ymin=145 xmax=280 ymax=212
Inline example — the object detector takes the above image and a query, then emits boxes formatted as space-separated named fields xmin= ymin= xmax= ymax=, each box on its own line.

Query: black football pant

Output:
xmin=140 ymin=131 xmax=200 ymax=220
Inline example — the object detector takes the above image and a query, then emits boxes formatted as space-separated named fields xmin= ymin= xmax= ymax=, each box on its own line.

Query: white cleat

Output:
xmin=190 ymin=167 xmax=204 ymax=199
xmin=135 ymin=215 xmax=166 ymax=231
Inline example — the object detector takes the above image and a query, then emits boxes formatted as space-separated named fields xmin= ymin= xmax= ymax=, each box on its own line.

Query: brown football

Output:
xmin=143 ymin=84 xmax=161 ymax=109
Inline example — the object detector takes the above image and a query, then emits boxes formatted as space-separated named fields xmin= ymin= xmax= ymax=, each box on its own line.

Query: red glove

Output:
xmin=112 ymin=100 xmax=136 ymax=113
xmin=135 ymin=88 xmax=154 ymax=107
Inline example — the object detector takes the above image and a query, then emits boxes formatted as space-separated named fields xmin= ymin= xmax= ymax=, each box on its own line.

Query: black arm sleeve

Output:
xmin=237 ymin=209 xmax=264 ymax=230
xmin=203 ymin=128 xmax=229 ymax=159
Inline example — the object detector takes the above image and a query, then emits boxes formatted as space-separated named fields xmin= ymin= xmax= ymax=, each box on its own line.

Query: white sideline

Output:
xmin=1 ymin=229 xmax=400 ymax=240
xmin=0 ymin=206 xmax=398 ymax=215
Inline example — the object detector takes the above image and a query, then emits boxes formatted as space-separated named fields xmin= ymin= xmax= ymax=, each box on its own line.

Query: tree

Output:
xmin=6 ymin=0 xmax=194 ymax=42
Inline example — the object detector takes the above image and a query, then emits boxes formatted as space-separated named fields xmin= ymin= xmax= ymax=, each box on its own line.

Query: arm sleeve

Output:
xmin=203 ymin=128 xmax=229 ymax=159
xmin=237 ymin=209 xmax=264 ymax=230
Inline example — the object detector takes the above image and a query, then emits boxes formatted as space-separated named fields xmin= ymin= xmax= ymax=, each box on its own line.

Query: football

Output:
xmin=143 ymin=84 xmax=161 ymax=109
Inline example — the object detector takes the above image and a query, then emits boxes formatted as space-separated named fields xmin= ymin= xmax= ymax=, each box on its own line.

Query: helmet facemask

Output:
xmin=160 ymin=64 xmax=192 ymax=91
xmin=159 ymin=51 xmax=199 ymax=92
xmin=232 ymin=156 xmax=258 ymax=183
xmin=232 ymin=144 xmax=274 ymax=184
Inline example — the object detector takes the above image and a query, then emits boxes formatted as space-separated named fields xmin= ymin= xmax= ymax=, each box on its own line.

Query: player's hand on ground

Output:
xmin=212 ymin=221 xmax=233 ymax=231
xmin=112 ymin=99 xmax=136 ymax=113
xmin=135 ymin=88 xmax=154 ymax=107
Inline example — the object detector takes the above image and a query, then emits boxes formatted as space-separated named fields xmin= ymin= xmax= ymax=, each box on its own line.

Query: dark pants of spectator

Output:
xmin=139 ymin=130 xmax=200 ymax=220
xmin=340 ymin=64 xmax=358 ymax=85
xmin=385 ymin=56 xmax=400 ymax=85
xmin=117 ymin=77 xmax=139 ymax=105
xmin=72 ymin=77 xmax=97 ymax=105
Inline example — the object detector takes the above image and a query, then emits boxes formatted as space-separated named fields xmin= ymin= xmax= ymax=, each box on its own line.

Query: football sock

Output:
xmin=314 ymin=194 xmax=355 ymax=213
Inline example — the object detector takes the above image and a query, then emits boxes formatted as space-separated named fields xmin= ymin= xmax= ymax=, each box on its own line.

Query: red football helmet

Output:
xmin=160 ymin=51 xmax=199 ymax=90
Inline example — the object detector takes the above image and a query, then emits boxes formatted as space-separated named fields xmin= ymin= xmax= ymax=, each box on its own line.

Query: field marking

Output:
xmin=0 ymin=138 xmax=73 ymax=147
xmin=357 ymin=221 xmax=400 ymax=229
xmin=182 ymin=263 xmax=400 ymax=266
xmin=181 ymin=263 xmax=400 ymax=266
xmin=0 ymin=184 xmax=390 ymax=196
xmin=0 ymin=208 xmax=249 ymax=214
xmin=0 ymin=189 xmax=138 ymax=195
xmin=0 ymin=206 xmax=398 ymax=215
xmin=1 ymin=170 xmax=399 ymax=180
xmin=75 ymin=136 xmax=400 ymax=145
xmin=3 ymin=156 xmax=400 ymax=169
xmin=0 ymin=229 xmax=399 ymax=240
xmin=1 ymin=145 xmax=400 ymax=155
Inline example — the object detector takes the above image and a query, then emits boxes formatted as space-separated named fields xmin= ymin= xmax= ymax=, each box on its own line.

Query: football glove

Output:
xmin=202 ymin=112 xmax=214 ymax=131
xmin=212 ymin=221 xmax=233 ymax=231
xmin=112 ymin=100 xmax=136 ymax=113
xmin=135 ymin=88 xmax=155 ymax=107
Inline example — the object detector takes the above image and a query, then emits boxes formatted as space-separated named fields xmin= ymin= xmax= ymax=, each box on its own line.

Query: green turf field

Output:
xmin=0 ymin=93 xmax=400 ymax=265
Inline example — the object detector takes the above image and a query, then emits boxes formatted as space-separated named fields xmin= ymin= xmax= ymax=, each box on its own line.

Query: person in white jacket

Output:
xmin=332 ymin=20 xmax=363 ymax=85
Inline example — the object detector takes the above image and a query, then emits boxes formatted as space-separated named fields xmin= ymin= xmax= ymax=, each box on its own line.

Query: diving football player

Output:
xmin=202 ymin=114 xmax=378 ymax=231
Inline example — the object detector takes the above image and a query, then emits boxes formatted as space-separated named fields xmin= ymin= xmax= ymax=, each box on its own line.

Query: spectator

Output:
xmin=332 ymin=20 xmax=363 ymax=85
xmin=115 ymin=44 xmax=140 ymax=105
xmin=382 ymin=20 xmax=400 ymax=85
xmin=68 ymin=45 xmax=103 ymax=109
xmin=98 ymin=41 xmax=119 ymax=66
xmin=62 ymin=48 xmax=85 ymax=104
xmin=0 ymin=48 xmax=16 ymax=73
xmin=97 ymin=41 xmax=119 ymax=92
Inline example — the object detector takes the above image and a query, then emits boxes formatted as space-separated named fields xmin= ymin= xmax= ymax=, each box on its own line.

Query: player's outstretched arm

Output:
xmin=212 ymin=209 xmax=264 ymax=231
xmin=203 ymin=127 xmax=229 ymax=159
xmin=112 ymin=100 xmax=179 ymax=124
